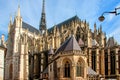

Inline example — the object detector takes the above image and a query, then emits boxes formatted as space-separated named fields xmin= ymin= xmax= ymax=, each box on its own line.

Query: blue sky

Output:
xmin=0 ymin=0 xmax=120 ymax=43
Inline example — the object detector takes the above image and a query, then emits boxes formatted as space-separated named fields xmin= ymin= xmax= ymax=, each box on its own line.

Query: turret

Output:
xmin=94 ymin=23 xmax=97 ymax=39
xmin=8 ymin=16 xmax=12 ymax=34
xmin=53 ymin=25 xmax=57 ymax=35
xmin=88 ymin=29 xmax=92 ymax=47
xmin=13 ymin=5 xmax=22 ymax=53
xmin=15 ymin=5 xmax=22 ymax=28
xmin=1 ymin=34 xmax=5 ymax=46
xmin=100 ymin=25 xmax=102 ymax=33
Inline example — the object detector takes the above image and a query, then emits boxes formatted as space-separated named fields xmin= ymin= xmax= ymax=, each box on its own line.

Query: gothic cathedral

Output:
xmin=4 ymin=0 xmax=120 ymax=80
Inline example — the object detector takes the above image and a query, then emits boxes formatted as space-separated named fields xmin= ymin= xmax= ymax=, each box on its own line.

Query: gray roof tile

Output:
xmin=22 ymin=21 xmax=40 ymax=34
xmin=55 ymin=35 xmax=81 ymax=54
xmin=78 ymin=38 xmax=84 ymax=47
xmin=48 ymin=15 xmax=80 ymax=33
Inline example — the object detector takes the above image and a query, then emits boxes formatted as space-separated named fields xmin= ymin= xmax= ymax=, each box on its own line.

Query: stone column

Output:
xmin=19 ymin=44 xmax=25 ymax=79
xmin=88 ymin=49 xmax=92 ymax=67
xmin=40 ymin=53 xmax=44 ymax=79
xmin=25 ymin=43 xmax=29 ymax=80
xmin=101 ymin=49 xmax=105 ymax=75
xmin=108 ymin=49 xmax=110 ymax=75
xmin=115 ymin=48 xmax=119 ymax=75
xmin=59 ymin=66 xmax=63 ymax=79
xmin=72 ymin=65 xmax=76 ymax=80
xmin=96 ymin=48 xmax=99 ymax=74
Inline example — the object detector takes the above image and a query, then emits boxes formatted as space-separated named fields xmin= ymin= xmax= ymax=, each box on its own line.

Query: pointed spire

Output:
xmin=100 ymin=25 xmax=102 ymax=32
xmin=39 ymin=0 xmax=47 ymax=33
xmin=10 ymin=15 xmax=12 ymax=24
xmin=17 ymin=5 xmax=21 ymax=17
xmin=42 ymin=0 xmax=45 ymax=14
xmin=94 ymin=23 xmax=97 ymax=30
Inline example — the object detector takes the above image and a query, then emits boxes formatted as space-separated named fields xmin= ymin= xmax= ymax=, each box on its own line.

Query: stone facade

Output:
xmin=4 ymin=0 xmax=120 ymax=80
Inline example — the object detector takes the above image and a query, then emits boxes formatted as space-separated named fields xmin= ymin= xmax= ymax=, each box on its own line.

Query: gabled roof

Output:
xmin=92 ymin=39 xmax=99 ymax=46
xmin=48 ymin=15 xmax=80 ymax=32
xmin=78 ymin=38 xmax=84 ymax=47
xmin=55 ymin=35 xmax=81 ymax=54
xmin=22 ymin=21 xmax=40 ymax=34
xmin=106 ymin=37 xmax=118 ymax=48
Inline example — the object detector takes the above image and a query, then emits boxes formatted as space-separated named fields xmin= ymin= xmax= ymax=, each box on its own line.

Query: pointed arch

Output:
xmin=76 ymin=57 xmax=85 ymax=77
xmin=110 ymin=51 xmax=116 ymax=74
xmin=62 ymin=58 xmax=72 ymax=78
xmin=64 ymin=61 xmax=70 ymax=77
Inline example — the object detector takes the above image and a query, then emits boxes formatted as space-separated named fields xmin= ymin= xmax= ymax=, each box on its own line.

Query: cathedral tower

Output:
xmin=39 ymin=0 xmax=47 ymax=34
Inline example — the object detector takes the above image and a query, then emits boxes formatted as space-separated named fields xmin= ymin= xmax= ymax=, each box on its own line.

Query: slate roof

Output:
xmin=22 ymin=21 xmax=40 ymax=34
xmin=87 ymin=67 xmax=98 ymax=75
xmin=48 ymin=15 xmax=80 ymax=32
xmin=55 ymin=35 xmax=81 ymax=54
xmin=106 ymin=37 xmax=118 ymax=48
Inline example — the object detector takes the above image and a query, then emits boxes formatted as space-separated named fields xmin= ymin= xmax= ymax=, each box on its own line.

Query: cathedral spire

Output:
xmin=17 ymin=5 xmax=21 ymax=17
xmin=39 ymin=0 xmax=47 ymax=33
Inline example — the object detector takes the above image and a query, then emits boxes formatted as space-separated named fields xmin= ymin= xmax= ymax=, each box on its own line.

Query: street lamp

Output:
xmin=98 ymin=7 xmax=120 ymax=22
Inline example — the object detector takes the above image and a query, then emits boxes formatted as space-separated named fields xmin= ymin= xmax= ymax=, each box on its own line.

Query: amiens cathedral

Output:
xmin=4 ymin=0 xmax=120 ymax=80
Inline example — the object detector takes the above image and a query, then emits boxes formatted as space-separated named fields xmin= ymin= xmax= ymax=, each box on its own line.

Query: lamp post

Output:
xmin=98 ymin=7 xmax=120 ymax=22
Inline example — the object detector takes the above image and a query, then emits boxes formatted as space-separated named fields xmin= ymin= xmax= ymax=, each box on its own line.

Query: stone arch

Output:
xmin=62 ymin=58 xmax=72 ymax=78
xmin=62 ymin=57 xmax=72 ymax=65
xmin=76 ymin=57 xmax=85 ymax=77
xmin=9 ymin=64 xmax=13 ymax=79
xmin=76 ymin=57 xmax=85 ymax=65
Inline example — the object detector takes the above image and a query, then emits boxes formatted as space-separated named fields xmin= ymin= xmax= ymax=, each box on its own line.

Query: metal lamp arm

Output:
xmin=102 ymin=11 xmax=116 ymax=16
xmin=99 ymin=7 xmax=120 ymax=22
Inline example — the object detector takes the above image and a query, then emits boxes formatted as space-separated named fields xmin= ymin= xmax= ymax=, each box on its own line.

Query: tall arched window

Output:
xmin=92 ymin=51 xmax=96 ymax=71
xmin=110 ymin=51 xmax=116 ymax=74
xmin=64 ymin=61 xmax=70 ymax=77
xmin=76 ymin=59 xmax=84 ymax=77
xmin=104 ymin=52 xmax=108 ymax=75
